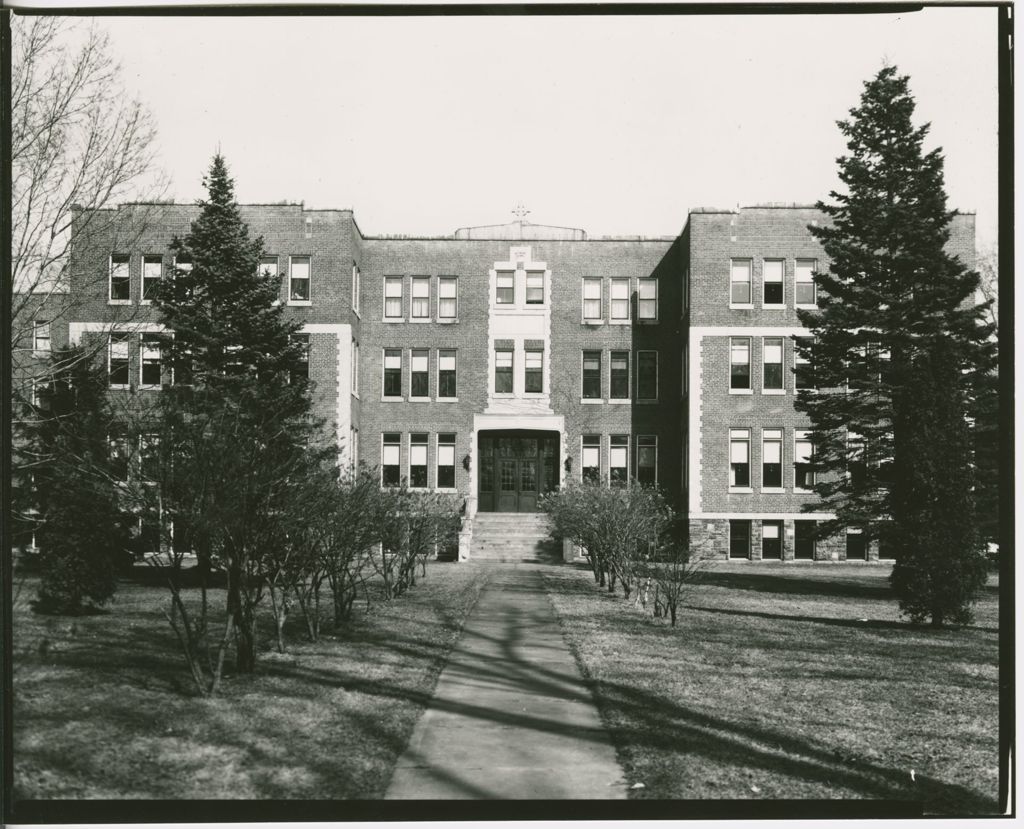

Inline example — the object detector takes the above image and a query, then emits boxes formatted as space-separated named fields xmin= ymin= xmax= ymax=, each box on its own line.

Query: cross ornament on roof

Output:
xmin=512 ymin=203 xmax=531 ymax=221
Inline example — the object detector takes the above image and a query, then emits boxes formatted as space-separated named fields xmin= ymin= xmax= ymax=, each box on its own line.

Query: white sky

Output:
xmin=53 ymin=8 xmax=1002 ymax=244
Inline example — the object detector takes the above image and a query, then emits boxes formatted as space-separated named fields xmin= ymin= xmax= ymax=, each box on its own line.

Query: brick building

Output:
xmin=21 ymin=202 xmax=975 ymax=560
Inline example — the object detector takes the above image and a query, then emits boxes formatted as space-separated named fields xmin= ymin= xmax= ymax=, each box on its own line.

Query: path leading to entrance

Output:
xmin=385 ymin=564 xmax=628 ymax=799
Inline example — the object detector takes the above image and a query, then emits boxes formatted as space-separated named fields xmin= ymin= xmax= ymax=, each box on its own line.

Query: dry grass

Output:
xmin=12 ymin=562 xmax=490 ymax=800
xmin=542 ymin=562 xmax=1000 ymax=814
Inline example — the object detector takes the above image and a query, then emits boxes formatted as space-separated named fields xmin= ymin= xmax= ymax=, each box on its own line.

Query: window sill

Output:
xmin=609 ymin=319 xmax=631 ymax=326
xmin=382 ymin=317 xmax=405 ymax=323
xmin=729 ymin=388 xmax=753 ymax=395
xmin=288 ymin=300 xmax=312 ymax=307
xmin=436 ymin=397 xmax=459 ymax=403
xmin=762 ymin=389 xmax=786 ymax=396
xmin=436 ymin=318 xmax=459 ymax=324
xmin=435 ymin=487 xmax=459 ymax=494
xmin=728 ymin=487 xmax=753 ymax=494
xmin=762 ymin=303 xmax=786 ymax=310
xmin=492 ymin=392 xmax=515 ymax=399
xmin=582 ymin=318 xmax=604 ymax=326
xmin=409 ymin=397 xmax=431 ymax=403
xmin=140 ymin=299 xmax=153 ymax=306
xmin=32 ymin=350 xmax=51 ymax=358
xmin=523 ymin=392 xmax=546 ymax=398
xmin=108 ymin=299 xmax=132 ymax=306
xmin=761 ymin=487 xmax=786 ymax=494
xmin=635 ymin=318 xmax=658 ymax=325
xmin=794 ymin=487 xmax=814 ymax=494
xmin=139 ymin=385 xmax=162 ymax=392
xmin=580 ymin=398 xmax=604 ymax=404
xmin=795 ymin=304 xmax=819 ymax=311
xmin=109 ymin=384 xmax=131 ymax=390
xmin=381 ymin=396 xmax=404 ymax=402
xmin=729 ymin=303 xmax=754 ymax=310
xmin=607 ymin=398 xmax=631 ymax=405
xmin=635 ymin=399 xmax=659 ymax=405
xmin=408 ymin=317 xmax=431 ymax=323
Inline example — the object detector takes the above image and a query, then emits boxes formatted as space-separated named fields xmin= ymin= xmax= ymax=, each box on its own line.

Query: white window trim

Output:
xmin=728 ymin=428 xmax=752 ymax=494
xmin=609 ymin=434 xmax=630 ymax=485
xmin=409 ymin=348 xmax=431 ymax=401
xmin=351 ymin=263 xmax=361 ymax=317
xmin=408 ymin=433 xmax=430 ymax=491
xmin=351 ymin=339 xmax=360 ymax=398
xmin=581 ymin=434 xmax=602 ymax=484
xmin=761 ymin=428 xmax=785 ymax=493
xmin=109 ymin=254 xmax=132 ymax=305
xmin=524 ymin=270 xmax=547 ymax=308
xmin=762 ymin=336 xmax=786 ymax=395
xmin=728 ymin=519 xmax=753 ymax=559
xmin=795 ymin=259 xmax=819 ymax=309
xmin=409 ymin=276 xmax=431 ymax=323
xmin=140 ymin=254 xmax=163 ymax=306
xmin=139 ymin=335 xmax=163 ymax=391
xmin=636 ymin=350 xmax=659 ymax=403
xmin=437 ymin=348 xmax=458 ymax=402
xmin=582 ymin=277 xmax=604 ymax=324
xmin=761 ymin=259 xmax=786 ymax=309
xmin=794 ymin=430 xmax=815 ymax=493
xmin=729 ymin=258 xmax=753 ymax=310
xmin=287 ymin=255 xmax=312 ymax=306
xmin=729 ymin=336 xmax=753 ymax=395
xmin=581 ymin=349 xmax=604 ymax=403
xmin=382 ymin=348 xmax=404 ymax=401
xmin=383 ymin=275 xmax=404 ymax=322
xmin=437 ymin=276 xmax=459 ymax=323
xmin=637 ymin=435 xmax=658 ymax=485
xmin=523 ymin=347 xmax=545 ymax=397
xmin=493 ymin=346 xmax=515 ymax=397
xmin=636 ymin=277 xmax=659 ymax=323
xmin=609 ymin=277 xmax=631 ymax=325
xmin=32 ymin=319 xmax=51 ymax=355
xmin=108 ymin=332 xmax=130 ymax=389
xmin=381 ymin=433 xmax=402 ymax=488
xmin=435 ymin=433 xmax=458 ymax=493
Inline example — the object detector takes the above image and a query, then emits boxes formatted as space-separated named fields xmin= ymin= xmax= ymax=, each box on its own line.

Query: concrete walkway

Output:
xmin=385 ymin=563 xmax=628 ymax=799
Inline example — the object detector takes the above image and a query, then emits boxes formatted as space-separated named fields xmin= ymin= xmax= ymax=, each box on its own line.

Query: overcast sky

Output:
xmin=57 ymin=7 xmax=1001 ymax=245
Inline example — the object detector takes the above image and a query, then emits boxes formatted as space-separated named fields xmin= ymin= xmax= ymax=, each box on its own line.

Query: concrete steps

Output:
xmin=470 ymin=512 xmax=559 ymax=563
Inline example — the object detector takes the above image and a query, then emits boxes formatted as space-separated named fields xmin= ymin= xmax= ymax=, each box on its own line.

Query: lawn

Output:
xmin=12 ymin=561 xmax=490 ymax=800
xmin=542 ymin=562 xmax=1000 ymax=814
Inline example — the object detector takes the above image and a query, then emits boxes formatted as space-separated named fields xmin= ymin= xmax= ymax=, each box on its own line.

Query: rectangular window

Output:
xmin=139 ymin=434 xmax=160 ymax=483
xmin=526 ymin=272 xmax=544 ymax=304
xmin=763 ymin=259 xmax=784 ymax=305
xmin=637 ymin=278 xmax=657 ymax=320
xmin=109 ymin=435 xmax=131 ymax=481
xmin=730 ymin=337 xmax=751 ymax=390
xmin=582 ymin=351 xmax=602 ymax=399
xmin=610 ymin=278 xmax=630 ymax=320
xmin=609 ymin=435 xmax=628 ymax=487
xmin=384 ymin=276 xmax=404 ymax=319
xmin=846 ymin=528 xmax=867 ymax=561
xmin=33 ymin=319 xmax=50 ymax=353
xmin=437 ymin=433 xmax=456 ymax=489
xmin=410 ymin=434 xmax=428 ymax=488
xmin=411 ymin=277 xmax=430 ymax=319
xmin=290 ymin=334 xmax=310 ymax=384
xmin=496 ymin=271 xmax=515 ymax=305
xmin=142 ymin=255 xmax=163 ymax=302
xmin=438 ymin=276 xmax=458 ymax=319
xmin=794 ymin=431 xmax=815 ymax=490
xmin=438 ymin=349 xmax=457 ymax=399
xmin=637 ymin=351 xmax=658 ymax=400
xmin=352 ymin=263 xmax=361 ymax=313
xmin=411 ymin=349 xmax=429 ymax=398
xmin=794 ymin=520 xmax=816 ymax=560
xmin=610 ymin=351 xmax=629 ymax=399
xmin=109 ymin=332 xmax=130 ymax=387
xmin=582 ymin=435 xmax=601 ymax=483
xmin=730 ymin=259 xmax=751 ymax=305
xmin=495 ymin=349 xmax=513 ymax=393
xmin=583 ymin=278 xmax=602 ymax=320
xmin=351 ymin=340 xmax=359 ymax=395
xmin=351 ymin=427 xmax=359 ymax=470
xmin=729 ymin=519 xmax=751 ymax=559
xmin=762 ymin=520 xmax=783 ymax=559
xmin=110 ymin=254 xmax=130 ymax=302
xmin=383 ymin=348 xmax=402 ymax=398
xmin=289 ymin=256 xmax=311 ymax=302
xmin=762 ymin=428 xmax=783 ymax=489
xmin=796 ymin=259 xmax=817 ymax=306
xmin=525 ymin=348 xmax=543 ymax=393
xmin=174 ymin=254 xmax=192 ymax=276
xmin=259 ymin=256 xmax=279 ymax=279
xmin=730 ymin=428 xmax=750 ymax=489
xmin=637 ymin=435 xmax=657 ymax=485
xmin=140 ymin=334 xmax=163 ymax=388
xmin=382 ymin=433 xmax=401 ymax=486
xmin=763 ymin=337 xmax=784 ymax=391
xmin=794 ymin=337 xmax=813 ymax=391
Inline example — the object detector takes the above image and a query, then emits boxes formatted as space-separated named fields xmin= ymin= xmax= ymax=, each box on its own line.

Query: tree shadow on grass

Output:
xmin=696 ymin=569 xmax=893 ymax=600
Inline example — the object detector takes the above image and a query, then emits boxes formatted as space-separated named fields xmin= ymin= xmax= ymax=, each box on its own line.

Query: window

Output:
xmin=140 ymin=334 xmax=163 ymax=388
xmin=384 ymin=277 xmax=403 ymax=319
xmin=610 ymin=351 xmax=629 ymax=399
xmin=350 ymin=426 xmax=359 ymax=470
xmin=582 ymin=351 xmax=602 ymax=399
xmin=411 ymin=349 xmax=429 ymax=398
xmin=729 ymin=519 xmax=751 ymax=559
xmin=259 ymin=256 xmax=278 ymax=278
xmin=438 ymin=277 xmax=457 ymax=320
xmin=291 ymin=334 xmax=310 ymax=384
xmin=352 ymin=263 xmax=361 ymax=313
xmin=729 ymin=428 xmax=750 ymax=489
xmin=637 ymin=351 xmax=658 ymax=401
xmin=847 ymin=430 xmax=867 ymax=489
xmin=411 ymin=277 xmax=430 ymax=319
xmin=794 ymin=520 xmax=816 ymax=560
xmin=410 ymin=434 xmax=428 ymax=488
xmin=637 ymin=278 xmax=658 ymax=320
xmin=33 ymin=320 xmax=50 ymax=353
xmin=525 ymin=348 xmax=543 ymax=393
xmin=139 ymin=434 xmax=160 ymax=482
xmin=109 ymin=332 xmax=130 ymax=387
xmin=383 ymin=349 xmax=403 ymax=398
xmin=495 ymin=348 xmax=513 ymax=393
xmin=109 ymin=435 xmax=131 ymax=481
xmin=794 ymin=431 xmax=814 ymax=490
xmin=142 ymin=255 xmax=163 ymax=302
xmin=224 ymin=344 xmax=243 ymax=376
xmin=110 ymin=254 xmax=130 ymax=302
xmin=351 ymin=340 xmax=359 ymax=395
xmin=763 ymin=259 xmax=784 ymax=305
xmin=763 ymin=337 xmax=784 ymax=391
xmin=582 ymin=435 xmax=601 ymax=483
xmin=795 ymin=259 xmax=817 ymax=306
xmin=437 ymin=433 xmax=456 ymax=489
xmin=730 ymin=259 xmax=751 ymax=305
xmin=382 ymin=433 xmax=401 ymax=486
xmin=174 ymin=254 xmax=192 ymax=276
xmin=583 ymin=278 xmax=602 ymax=320
xmin=762 ymin=520 xmax=783 ymax=559
xmin=609 ymin=435 xmax=628 ymax=487
xmin=289 ymin=256 xmax=311 ymax=302
xmin=438 ymin=349 xmax=457 ymax=399
xmin=794 ymin=337 xmax=813 ymax=391
xmin=846 ymin=528 xmax=867 ymax=561
xmin=526 ymin=271 xmax=544 ymax=304
xmin=730 ymin=338 xmax=751 ymax=390
xmin=610 ymin=278 xmax=630 ymax=321
xmin=762 ymin=428 xmax=783 ymax=489
xmin=637 ymin=435 xmax=657 ymax=485
xmin=496 ymin=271 xmax=515 ymax=305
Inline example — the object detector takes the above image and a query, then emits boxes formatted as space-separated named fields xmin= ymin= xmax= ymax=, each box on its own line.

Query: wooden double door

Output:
xmin=478 ymin=431 xmax=559 ymax=513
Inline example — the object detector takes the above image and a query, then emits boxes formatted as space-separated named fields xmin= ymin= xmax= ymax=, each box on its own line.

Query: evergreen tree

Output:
xmin=151 ymin=155 xmax=327 ymax=672
xmin=17 ymin=346 xmax=133 ymax=613
xmin=796 ymin=66 xmax=995 ymax=627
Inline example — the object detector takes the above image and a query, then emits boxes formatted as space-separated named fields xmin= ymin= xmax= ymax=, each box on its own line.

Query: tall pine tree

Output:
xmin=797 ymin=66 xmax=995 ymax=627
xmin=151 ymin=155 xmax=327 ymax=672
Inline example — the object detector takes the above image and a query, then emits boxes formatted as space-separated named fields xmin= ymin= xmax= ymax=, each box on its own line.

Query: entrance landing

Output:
xmin=384 ymin=565 xmax=627 ymax=799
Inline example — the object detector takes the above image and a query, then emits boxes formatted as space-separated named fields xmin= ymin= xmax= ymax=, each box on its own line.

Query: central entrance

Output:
xmin=477 ymin=430 xmax=560 ymax=513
